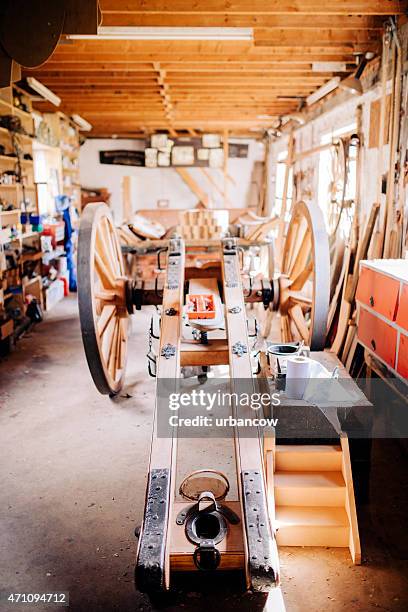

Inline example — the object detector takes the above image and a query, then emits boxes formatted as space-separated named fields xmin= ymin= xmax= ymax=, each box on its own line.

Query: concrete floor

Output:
xmin=0 ymin=296 xmax=407 ymax=611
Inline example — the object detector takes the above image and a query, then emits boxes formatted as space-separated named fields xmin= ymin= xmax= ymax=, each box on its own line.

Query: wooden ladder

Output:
xmin=271 ymin=436 xmax=361 ymax=564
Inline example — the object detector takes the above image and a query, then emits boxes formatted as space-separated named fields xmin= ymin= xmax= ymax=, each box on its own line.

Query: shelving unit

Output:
xmin=43 ymin=112 xmax=81 ymax=211
xmin=0 ymin=86 xmax=43 ymax=343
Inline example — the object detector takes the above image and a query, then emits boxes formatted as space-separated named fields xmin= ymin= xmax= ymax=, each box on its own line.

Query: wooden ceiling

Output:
xmin=24 ymin=1 xmax=407 ymax=138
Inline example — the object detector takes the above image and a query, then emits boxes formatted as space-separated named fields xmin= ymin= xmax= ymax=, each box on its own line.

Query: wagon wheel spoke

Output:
xmin=96 ymin=223 xmax=120 ymax=281
xmin=290 ymin=260 xmax=313 ymax=291
xmin=97 ymin=304 xmax=116 ymax=337
xmin=103 ymin=216 xmax=124 ymax=277
xmin=262 ymin=306 xmax=274 ymax=340
xmin=287 ymin=219 xmax=308 ymax=276
xmin=101 ymin=316 xmax=115 ymax=363
xmin=288 ymin=290 xmax=313 ymax=310
xmin=288 ymin=228 xmax=311 ymax=280
xmin=281 ymin=220 xmax=298 ymax=273
xmin=280 ymin=314 xmax=293 ymax=343
xmin=107 ymin=318 xmax=120 ymax=378
xmin=288 ymin=304 xmax=310 ymax=344
xmin=95 ymin=249 xmax=116 ymax=290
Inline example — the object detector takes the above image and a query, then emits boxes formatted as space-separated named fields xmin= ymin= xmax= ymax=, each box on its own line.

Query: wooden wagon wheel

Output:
xmin=78 ymin=203 xmax=130 ymax=395
xmin=279 ymin=200 xmax=330 ymax=350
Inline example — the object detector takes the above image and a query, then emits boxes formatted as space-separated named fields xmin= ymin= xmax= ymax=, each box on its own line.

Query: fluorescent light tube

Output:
xmin=68 ymin=27 xmax=253 ymax=41
xmin=71 ymin=114 xmax=92 ymax=131
xmin=26 ymin=77 xmax=61 ymax=106
xmin=306 ymin=77 xmax=341 ymax=106
xmin=312 ymin=62 xmax=347 ymax=73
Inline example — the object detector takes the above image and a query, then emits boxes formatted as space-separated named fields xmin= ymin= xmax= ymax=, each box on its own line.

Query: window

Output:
xmin=274 ymin=150 xmax=293 ymax=220
xmin=317 ymin=122 xmax=357 ymax=239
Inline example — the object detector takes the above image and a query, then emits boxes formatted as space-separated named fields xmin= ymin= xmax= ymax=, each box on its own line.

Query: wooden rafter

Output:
xmin=99 ymin=1 xmax=406 ymax=16
xmin=22 ymin=0 xmax=406 ymax=136
xmin=175 ymin=168 xmax=209 ymax=207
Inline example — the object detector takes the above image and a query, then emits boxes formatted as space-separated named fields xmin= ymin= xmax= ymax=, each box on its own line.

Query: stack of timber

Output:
xmin=177 ymin=209 xmax=224 ymax=240
xmin=329 ymin=203 xmax=380 ymax=372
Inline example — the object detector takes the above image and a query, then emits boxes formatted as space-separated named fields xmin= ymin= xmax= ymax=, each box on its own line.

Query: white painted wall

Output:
xmin=79 ymin=137 xmax=264 ymax=224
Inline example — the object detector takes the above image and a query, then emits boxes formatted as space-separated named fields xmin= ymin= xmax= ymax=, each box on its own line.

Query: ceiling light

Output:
xmin=312 ymin=62 xmax=347 ymax=73
xmin=67 ymin=27 xmax=253 ymax=41
xmin=339 ymin=75 xmax=363 ymax=95
xmin=71 ymin=114 xmax=92 ymax=131
xmin=339 ymin=53 xmax=374 ymax=95
xmin=306 ymin=77 xmax=341 ymax=106
xmin=19 ymin=77 xmax=61 ymax=106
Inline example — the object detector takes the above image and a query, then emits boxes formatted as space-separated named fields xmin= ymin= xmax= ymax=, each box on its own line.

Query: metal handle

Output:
xmin=156 ymin=247 xmax=168 ymax=271
xmin=193 ymin=542 xmax=221 ymax=571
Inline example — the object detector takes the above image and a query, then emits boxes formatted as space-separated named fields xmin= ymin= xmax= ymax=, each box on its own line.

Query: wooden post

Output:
xmin=384 ymin=33 xmax=402 ymax=258
xmin=276 ymin=132 xmax=295 ymax=261
xmin=122 ymin=175 xmax=132 ymax=224
xmin=223 ymin=129 xmax=229 ymax=208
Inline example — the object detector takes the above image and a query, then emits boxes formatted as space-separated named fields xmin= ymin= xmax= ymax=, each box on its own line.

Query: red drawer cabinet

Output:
xmin=356 ymin=260 xmax=408 ymax=381
xmin=355 ymin=267 xmax=399 ymax=320
xmin=397 ymin=333 xmax=408 ymax=379
xmin=396 ymin=283 xmax=408 ymax=333
xmin=357 ymin=309 xmax=397 ymax=368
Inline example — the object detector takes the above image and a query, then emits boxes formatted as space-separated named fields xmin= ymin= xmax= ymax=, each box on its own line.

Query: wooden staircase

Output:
xmin=267 ymin=437 xmax=361 ymax=564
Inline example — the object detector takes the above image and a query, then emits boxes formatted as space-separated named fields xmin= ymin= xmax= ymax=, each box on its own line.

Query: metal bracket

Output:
xmin=136 ymin=468 xmax=170 ymax=593
xmin=161 ymin=343 xmax=176 ymax=359
xmin=241 ymin=470 xmax=279 ymax=591
xmin=228 ymin=306 xmax=241 ymax=314
xmin=232 ymin=341 xmax=248 ymax=357
xmin=193 ymin=542 xmax=221 ymax=571
xmin=156 ymin=247 xmax=168 ymax=272
xmin=165 ymin=308 xmax=177 ymax=316
xmin=224 ymin=255 xmax=239 ymax=288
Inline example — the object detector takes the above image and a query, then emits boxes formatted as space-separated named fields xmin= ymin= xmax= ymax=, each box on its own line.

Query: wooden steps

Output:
xmin=275 ymin=444 xmax=342 ymax=472
xmin=275 ymin=471 xmax=346 ymax=506
xmin=276 ymin=506 xmax=349 ymax=547
xmin=272 ymin=440 xmax=361 ymax=563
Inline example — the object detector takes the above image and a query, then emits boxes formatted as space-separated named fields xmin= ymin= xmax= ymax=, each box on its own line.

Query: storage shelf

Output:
xmin=0 ymin=183 xmax=36 ymax=190
xmin=0 ymin=126 xmax=33 ymax=142
xmin=21 ymin=251 xmax=43 ymax=263
xmin=0 ymin=155 xmax=33 ymax=165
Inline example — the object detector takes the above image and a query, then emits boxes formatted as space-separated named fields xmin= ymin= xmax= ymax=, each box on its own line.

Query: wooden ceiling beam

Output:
xmin=56 ymin=101 xmax=300 ymax=108
xmin=27 ymin=64 xmax=352 ymax=74
xmin=48 ymin=48 xmax=370 ymax=60
xmin=33 ymin=74 xmax=328 ymax=84
xmin=58 ymin=104 xmax=300 ymax=111
xmin=42 ymin=79 xmax=326 ymax=90
xmin=88 ymin=121 xmax=280 ymax=127
xmin=27 ymin=57 xmax=357 ymax=71
xmin=100 ymin=0 xmax=407 ymax=16
xmin=253 ymin=28 xmax=380 ymax=46
xmin=101 ymin=13 xmax=387 ymax=28
xmin=53 ymin=92 xmax=303 ymax=100
xmin=29 ymin=71 xmax=336 ymax=81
